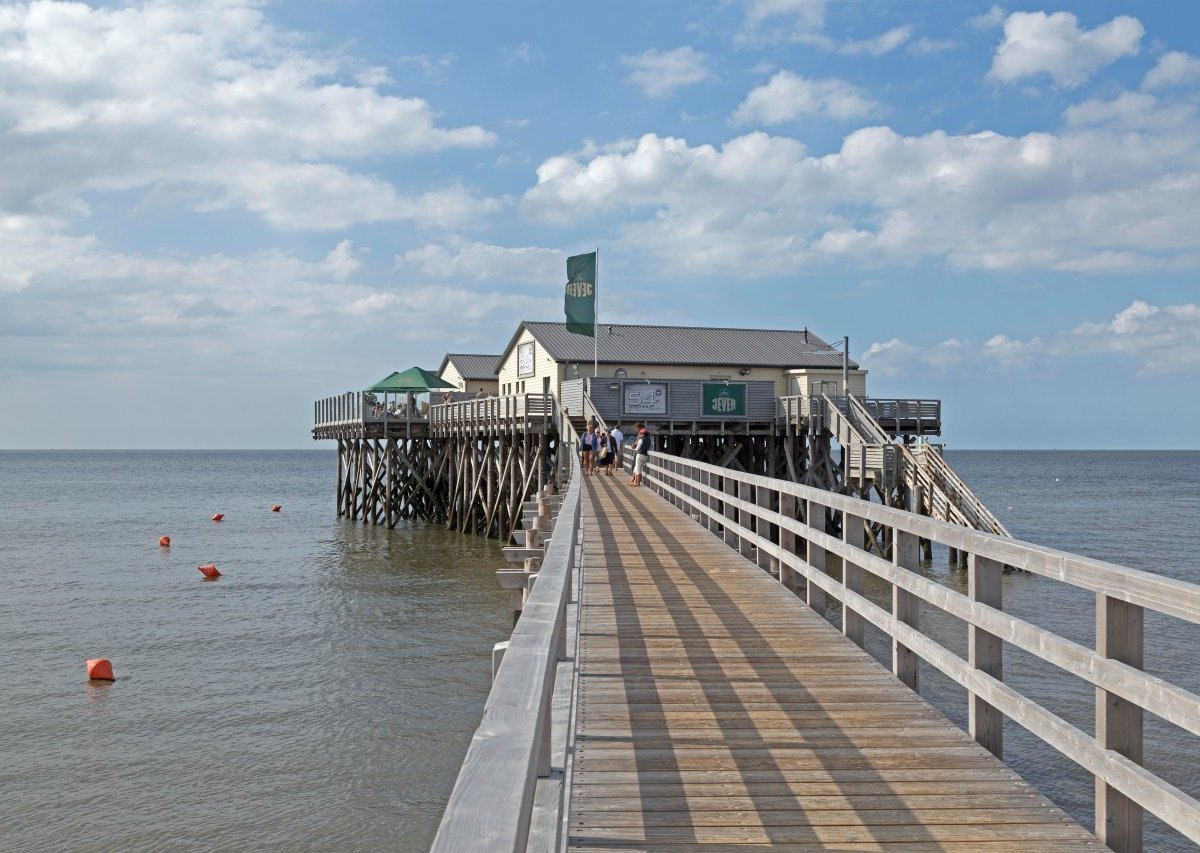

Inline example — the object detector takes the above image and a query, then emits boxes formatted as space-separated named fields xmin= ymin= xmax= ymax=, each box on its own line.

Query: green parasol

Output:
xmin=368 ymin=367 xmax=456 ymax=393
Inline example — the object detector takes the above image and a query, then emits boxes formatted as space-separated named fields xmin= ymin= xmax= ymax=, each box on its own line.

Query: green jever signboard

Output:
xmin=702 ymin=383 xmax=746 ymax=417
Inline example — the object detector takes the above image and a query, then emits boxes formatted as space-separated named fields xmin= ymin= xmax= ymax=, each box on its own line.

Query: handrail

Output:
xmin=847 ymin=395 xmax=892 ymax=445
xmin=432 ymin=454 xmax=582 ymax=851
xmin=903 ymin=443 xmax=1011 ymax=537
xmin=641 ymin=451 xmax=1200 ymax=849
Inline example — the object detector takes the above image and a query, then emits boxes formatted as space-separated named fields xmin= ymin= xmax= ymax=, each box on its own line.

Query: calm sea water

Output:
xmin=1 ymin=450 xmax=1198 ymax=850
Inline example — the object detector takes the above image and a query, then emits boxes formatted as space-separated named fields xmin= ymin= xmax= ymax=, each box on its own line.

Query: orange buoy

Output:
xmin=271 ymin=505 xmax=281 ymax=512
xmin=86 ymin=658 xmax=115 ymax=681
xmin=211 ymin=513 xmax=224 ymax=522
xmin=159 ymin=535 xmax=171 ymax=547
xmin=198 ymin=564 xmax=221 ymax=579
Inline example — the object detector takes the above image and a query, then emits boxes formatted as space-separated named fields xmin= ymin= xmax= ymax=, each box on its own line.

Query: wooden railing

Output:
xmin=860 ymin=397 xmax=941 ymax=429
xmin=642 ymin=451 xmax=1200 ymax=851
xmin=428 ymin=394 xmax=555 ymax=437
xmin=314 ymin=391 xmax=367 ymax=428
xmin=904 ymin=443 xmax=1012 ymax=537
xmin=432 ymin=454 xmax=582 ymax=852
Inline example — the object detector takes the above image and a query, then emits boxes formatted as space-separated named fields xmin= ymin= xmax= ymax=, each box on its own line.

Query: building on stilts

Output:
xmin=313 ymin=320 xmax=1008 ymax=555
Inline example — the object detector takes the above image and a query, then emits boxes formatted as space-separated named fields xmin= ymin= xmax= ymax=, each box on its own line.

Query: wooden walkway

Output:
xmin=569 ymin=475 xmax=1099 ymax=851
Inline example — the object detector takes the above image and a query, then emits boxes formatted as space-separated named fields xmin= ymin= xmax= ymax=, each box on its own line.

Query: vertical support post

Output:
xmin=704 ymin=469 xmax=718 ymax=532
xmin=804 ymin=498 xmax=826 ymax=617
xmin=778 ymin=490 xmax=797 ymax=591
xmin=892 ymin=529 xmax=920 ymax=690
xmin=756 ymin=482 xmax=773 ymax=572
xmin=737 ymin=480 xmax=754 ymax=560
xmin=948 ymin=546 xmax=959 ymax=565
xmin=842 ymin=511 xmax=866 ymax=648
xmin=723 ymin=475 xmax=738 ymax=551
xmin=969 ymin=554 xmax=1004 ymax=758
xmin=1096 ymin=594 xmax=1144 ymax=852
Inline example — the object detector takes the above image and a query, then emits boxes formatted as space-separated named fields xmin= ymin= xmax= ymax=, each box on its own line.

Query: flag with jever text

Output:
xmin=564 ymin=252 xmax=596 ymax=337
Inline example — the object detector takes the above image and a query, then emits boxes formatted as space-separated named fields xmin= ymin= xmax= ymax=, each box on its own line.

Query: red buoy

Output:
xmin=211 ymin=513 xmax=224 ymax=522
xmin=159 ymin=535 xmax=171 ymax=547
xmin=198 ymin=564 xmax=221 ymax=579
xmin=86 ymin=658 xmax=115 ymax=681
xmin=271 ymin=505 xmax=281 ymax=512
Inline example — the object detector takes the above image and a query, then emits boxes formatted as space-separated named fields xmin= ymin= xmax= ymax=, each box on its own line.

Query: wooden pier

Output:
xmin=433 ymin=449 xmax=1200 ymax=853
xmin=568 ymin=476 xmax=1095 ymax=850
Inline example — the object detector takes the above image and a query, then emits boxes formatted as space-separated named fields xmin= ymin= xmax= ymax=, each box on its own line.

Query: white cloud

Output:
xmin=738 ymin=0 xmax=829 ymax=47
xmin=863 ymin=301 xmax=1200 ymax=378
xmin=0 ymin=1 xmax=497 ymax=232
xmin=323 ymin=240 xmax=364 ymax=280
xmin=621 ymin=46 xmax=713 ymax=98
xmin=1143 ymin=51 xmax=1200 ymax=91
xmin=522 ymin=90 xmax=1200 ymax=277
xmin=732 ymin=72 xmax=879 ymax=124
xmin=840 ymin=25 xmax=912 ymax=56
xmin=988 ymin=11 xmax=1144 ymax=88
xmin=908 ymin=37 xmax=961 ymax=56
xmin=396 ymin=240 xmax=562 ymax=282
xmin=736 ymin=0 xmax=911 ymax=55
xmin=968 ymin=6 xmax=1006 ymax=31
xmin=506 ymin=42 xmax=539 ymax=64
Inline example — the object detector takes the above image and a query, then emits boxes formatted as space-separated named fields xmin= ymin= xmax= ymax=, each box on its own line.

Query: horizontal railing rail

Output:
xmin=427 ymin=393 xmax=555 ymax=437
xmin=642 ymin=451 xmax=1200 ymax=851
xmin=432 ymin=454 xmax=582 ymax=852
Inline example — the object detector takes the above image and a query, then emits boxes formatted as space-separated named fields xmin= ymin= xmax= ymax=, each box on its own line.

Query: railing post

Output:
xmin=892 ymin=529 xmax=920 ymax=691
xmin=756 ymin=482 xmax=773 ymax=572
xmin=703 ymin=469 xmax=717 ymax=532
xmin=723 ymin=475 xmax=738 ymax=551
xmin=778 ymin=489 xmax=798 ymax=592
xmin=736 ymin=479 xmax=753 ymax=560
xmin=1096 ymin=594 xmax=1144 ymax=852
xmin=969 ymin=553 xmax=1004 ymax=758
xmin=804 ymin=498 xmax=826 ymax=617
xmin=841 ymin=511 xmax=866 ymax=648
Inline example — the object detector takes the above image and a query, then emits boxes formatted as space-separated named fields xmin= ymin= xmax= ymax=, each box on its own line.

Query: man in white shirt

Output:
xmin=610 ymin=424 xmax=625 ymax=471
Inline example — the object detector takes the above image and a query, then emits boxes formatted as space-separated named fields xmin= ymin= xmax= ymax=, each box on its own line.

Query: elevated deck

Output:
xmin=569 ymin=477 xmax=1096 ymax=850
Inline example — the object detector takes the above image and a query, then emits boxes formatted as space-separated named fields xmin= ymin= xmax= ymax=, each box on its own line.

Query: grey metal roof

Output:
xmin=439 ymin=353 xmax=500 ymax=380
xmin=516 ymin=322 xmax=857 ymax=370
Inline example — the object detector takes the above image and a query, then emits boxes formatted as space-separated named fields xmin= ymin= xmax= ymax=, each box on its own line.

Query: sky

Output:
xmin=0 ymin=0 xmax=1197 ymax=450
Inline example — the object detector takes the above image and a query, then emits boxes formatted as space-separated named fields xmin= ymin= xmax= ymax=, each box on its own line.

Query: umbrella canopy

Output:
xmin=368 ymin=367 xmax=457 ymax=393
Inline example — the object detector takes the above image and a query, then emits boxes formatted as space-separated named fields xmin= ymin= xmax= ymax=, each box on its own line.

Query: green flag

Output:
xmin=565 ymin=252 xmax=596 ymax=337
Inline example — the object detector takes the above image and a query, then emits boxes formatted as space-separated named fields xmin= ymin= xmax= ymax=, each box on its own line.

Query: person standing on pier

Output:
xmin=597 ymin=429 xmax=618 ymax=477
xmin=610 ymin=424 xmax=625 ymax=472
xmin=628 ymin=427 xmax=650 ymax=487
xmin=581 ymin=424 xmax=597 ymax=475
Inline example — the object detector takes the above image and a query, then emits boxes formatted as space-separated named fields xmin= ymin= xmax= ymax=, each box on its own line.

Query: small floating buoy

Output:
xmin=86 ymin=658 xmax=115 ymax=681
xmin=271 ymin=505 xmax=281 ymax=512
xmin=212 ymin=513 xmax=224 ymax=522
xmin=198 ymin=564 xmax=221 ymax=579
xmin=159 ymin=535 xmax=171 ymax=547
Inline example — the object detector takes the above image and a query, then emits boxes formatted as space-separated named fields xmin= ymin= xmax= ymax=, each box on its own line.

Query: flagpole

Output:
xmin=593 ymin=246 xmax=599 ymax=379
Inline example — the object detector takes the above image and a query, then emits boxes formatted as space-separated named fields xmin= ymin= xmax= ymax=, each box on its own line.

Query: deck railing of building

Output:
xmin=427 ymin=393 xmax=555 ymax=437
xmin=430 ymin=454 xmax=582 ymax=852
xmin=643 ymin=450 xmax=1200 ymax=851
xmin=313 ymin=390 xmax=428 ymax=429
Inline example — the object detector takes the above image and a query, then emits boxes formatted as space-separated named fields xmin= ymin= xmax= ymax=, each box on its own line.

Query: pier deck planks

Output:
xmin=568 ymin=476 xmax=1098 ymax=850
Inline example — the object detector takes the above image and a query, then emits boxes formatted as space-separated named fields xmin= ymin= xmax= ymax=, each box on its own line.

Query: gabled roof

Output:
xmin=438 ymin=353 xmax=500 ymax=380
xmin=498 ymin=322 xmax=857 ymax=370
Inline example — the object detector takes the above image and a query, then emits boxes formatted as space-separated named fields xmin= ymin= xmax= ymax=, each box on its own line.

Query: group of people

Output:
xmin=579 ymin=420 xmax=652 ymax=486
